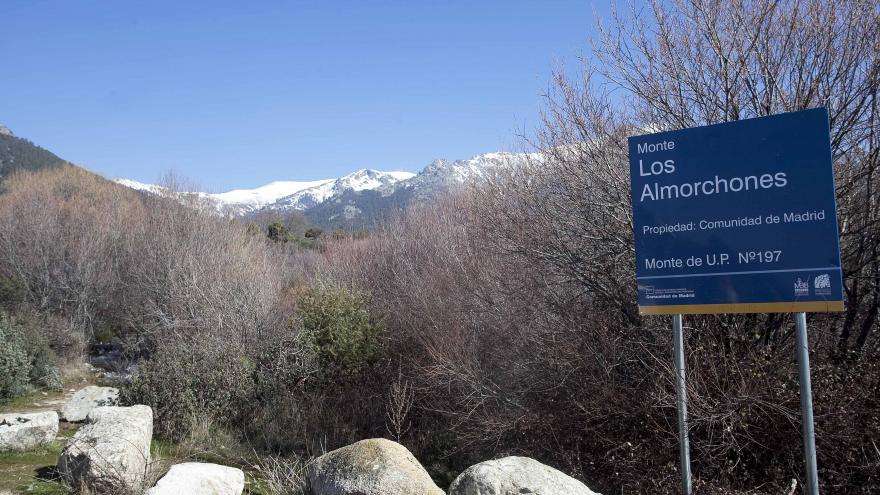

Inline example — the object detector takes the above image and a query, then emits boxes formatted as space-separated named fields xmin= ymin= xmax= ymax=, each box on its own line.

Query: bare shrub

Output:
xmin=0 ymin=166 xmax=296 ymax=354
xmin=249 ymin=454 xmax=310 ymax=495
xmin=0 ymin=166 xmax=142 ymax=341
xmin=116 ymin=192 xmax=287 ymax=350
xmin=318 ymin=1 xmax=879 ymax=493
xmin=385 ymin=371 xmax=415 ymax=443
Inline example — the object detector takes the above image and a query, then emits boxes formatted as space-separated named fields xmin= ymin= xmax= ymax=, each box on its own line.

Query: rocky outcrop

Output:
xmin=309 ymin=438 xmax=444 ymax=495
xmin=0 ymin=412 xmax=58 ymax=452
xmin=60 ymin=386 xmax=119 ymax=422
xmin=145 ymin=462 xmax=245 ymax=495
xmin=57 ymin=405 xmax=153 ymax=493
xmin=448 ymin=456 xmax=601 ymax=495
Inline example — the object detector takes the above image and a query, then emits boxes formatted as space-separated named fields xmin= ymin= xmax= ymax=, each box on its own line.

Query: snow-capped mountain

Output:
xmin=267 ymin=169 xmax=415 ymax=212
xmin=114 ymin=151 xmax=534 ymax=228
xmin=208 ymin=179 xmax=337 ymax=215
xmin=114 ymin=169 xmax=416 ymax=216
xmin=399 ymin=152 xmax=533 ymax=201
xmin=295 ymin=151 xmax=535 ymax=228
xmin=114 ymin=178 xmax=166 ymax=195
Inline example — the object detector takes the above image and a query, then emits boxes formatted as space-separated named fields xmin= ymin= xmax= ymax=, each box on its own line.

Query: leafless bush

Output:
xmin=0 ymin=166 xmax=299 ymax=354
xmin=0 ymin=166 xmax=141 ymax=340
xmin=594 ymin=0 xmax=880 ymax=356
xmin=320 ymin=1 xmax=879 ymax=493
xmin=249 ymin=454 xmax=310 ymax=495
xmin=385 ymin=371 xmax=415 ymax=442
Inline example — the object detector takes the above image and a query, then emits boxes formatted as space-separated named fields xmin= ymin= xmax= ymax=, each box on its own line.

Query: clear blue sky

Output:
xmin=2 ymin=1 xmax=602 ymax=191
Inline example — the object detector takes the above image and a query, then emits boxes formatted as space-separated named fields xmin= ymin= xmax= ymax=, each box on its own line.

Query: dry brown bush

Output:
xmin=319 ymin=1 xmax=880 ymax=493
xmin=0 ymin=166 xmax=142 ymax=338
xmin=0 ymin=166 xmax=298 ymax=353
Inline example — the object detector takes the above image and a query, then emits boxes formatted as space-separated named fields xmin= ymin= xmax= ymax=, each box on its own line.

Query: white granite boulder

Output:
xmin=0 ymin=411 xmax=59 ymax=452
xmin=309 ymin=438 xmax=444 ymax=495
xmin=449 ymin=456 xmax=601 ymax=495
xmin=60 ymin=386 xmax=119 ymax=422
xmin=145 ymin=462 xmax=245 ymax=495
xmin=57 ymin=405 xmax=153 ymax=493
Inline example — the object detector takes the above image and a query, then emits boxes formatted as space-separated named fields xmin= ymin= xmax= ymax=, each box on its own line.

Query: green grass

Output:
xmin=2 ymin=402 xmax=301 ymax=494
xmin=0 ymin=398 xmax=80 ymax=494
xmin=149 ymin=437 xmax=271 ymax=494
xmin=0 ymin=365 xmax=102 ymax=494
xmin=0 ymin=366 xmax=94 ymax=416
xmin=0 ymin=441 xmax=69 ymax=494
xmin=0 ymin=391 xmax=56 ymax=415
xmin=10 ymin=479 xmax=70 ymax=494
xmin=148 ymin=436 xmax=307 ymax=495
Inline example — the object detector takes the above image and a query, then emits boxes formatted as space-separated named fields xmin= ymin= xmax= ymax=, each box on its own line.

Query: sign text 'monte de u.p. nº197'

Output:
xmin=628 ymin=108 xmax=844 ymax=315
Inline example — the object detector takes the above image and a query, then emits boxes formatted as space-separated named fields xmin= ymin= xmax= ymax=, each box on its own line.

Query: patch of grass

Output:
xmin=12 ymin=478 xmax=70 ymax=495
xmin=148 ymin=433 xmax=309 ymax=495
xmin=0 ymin=365 xmax=91 ymax=415
xmin=56 ymin=422 xmax=79 ymax=441
xmin=243 ymin=472 xmax=272 ymax=495
xmin=0 ymin=391 xmax=45 ymax=413
xmin=0 ymin=441 xmax=66 ymax=493
xmin=0 ymin=364 xmax=99 ymax=494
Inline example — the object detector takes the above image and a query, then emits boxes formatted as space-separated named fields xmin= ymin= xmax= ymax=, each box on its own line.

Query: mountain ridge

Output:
xmin=114 ymin=151 xmax=534 ymax=229
xmin=0 ymin=124 xmax=68 ymax=181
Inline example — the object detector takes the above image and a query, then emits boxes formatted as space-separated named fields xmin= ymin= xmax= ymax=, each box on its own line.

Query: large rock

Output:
xmin=145 ymin=462 xmax=245 ymax=495
xmin=449 ymin=456 xmax=601 ymax=495
xmin=60 ymin=386 xmax=119 ymax=422
xmin=0 ymin=412 xmax=58 ymax=452
xmin=309 ymin=438 xmax=444 ymax=495
xmin=57 ymin=405 xmax=153 ymax=493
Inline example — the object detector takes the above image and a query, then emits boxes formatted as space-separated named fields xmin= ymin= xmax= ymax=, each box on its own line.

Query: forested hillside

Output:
xmin=0 ymin=128 xmax=67 ymax=181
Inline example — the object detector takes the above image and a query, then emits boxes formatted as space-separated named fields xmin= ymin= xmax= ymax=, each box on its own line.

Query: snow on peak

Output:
xmin=209 ymin=179 xmax=334 ymax=209
xmin=417 ymin=151 xmax=533 ymax=183
xmin=113 ymin=178 xmax=165 ymax=194
xmin=267 ymin=169 xmax=415 ymax=212
xmin=113 ymin=177 xmax=336 ymax=214
xmin=112 ymin=151 xmax=530 ymax=218
xmin=336 ymin=169 xmax=415 ymax=192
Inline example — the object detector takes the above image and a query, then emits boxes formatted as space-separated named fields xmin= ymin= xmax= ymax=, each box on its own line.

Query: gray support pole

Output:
xmin=672 ymin=314 xmax=692 ymax=495
xmin=795 ymin=312 xmax=820 ymax=495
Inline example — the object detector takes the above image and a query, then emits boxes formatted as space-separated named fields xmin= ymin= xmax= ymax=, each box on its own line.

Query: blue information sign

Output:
xmin=629 ymin=108 xmax=844 ymax=314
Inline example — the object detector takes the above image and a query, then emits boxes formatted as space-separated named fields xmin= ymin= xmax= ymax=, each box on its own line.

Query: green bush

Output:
xmin=122 ymin=337 xmax=255 ymax=440
xmin=247 ymin=331 xmax=387 ymax=454
xmin=0 ymin=275 xmax=25 ymax=309
xmin=0 ymin=312 xmax=61 ymax=401
xmin=296 ymin=285 xmax=384 ymax=375
xmin=93 ymin=323 xmax=116 ymax=344
xmin=267 ymin=222 xmax=291 ymax=243
xmin=0 ymin=327 xmax=30 ymax=400
xmin=35 ymin=313 xmax=86 ymax=362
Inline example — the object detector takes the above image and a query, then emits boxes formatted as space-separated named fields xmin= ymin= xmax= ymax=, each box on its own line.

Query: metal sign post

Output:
xmin=627 ymin=109 xmax=843 ymax=494
xmin=794 ymin=312 xmax=820 ymax=495
xmin=672 ymin=314 xmax=692 ymax=495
